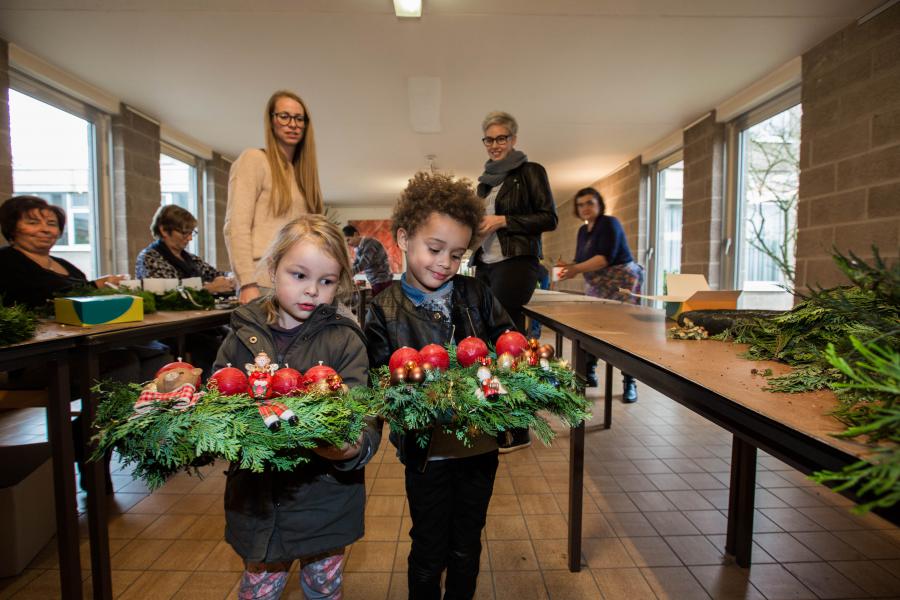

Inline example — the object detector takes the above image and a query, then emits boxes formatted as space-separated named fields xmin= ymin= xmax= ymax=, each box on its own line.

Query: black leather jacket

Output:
xmin=364 ymin=276 xmax=515 ymax=469
xmin=474 ymin=161 xmax=558 ymax=262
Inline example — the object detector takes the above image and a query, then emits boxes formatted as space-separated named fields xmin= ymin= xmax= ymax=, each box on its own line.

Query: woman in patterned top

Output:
xmin=135 ymin=204 xmax=235 ymax=294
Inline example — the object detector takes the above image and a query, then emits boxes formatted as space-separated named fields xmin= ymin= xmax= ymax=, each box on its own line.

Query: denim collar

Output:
xmin=400 ymin=273 xmax=453 ymax=306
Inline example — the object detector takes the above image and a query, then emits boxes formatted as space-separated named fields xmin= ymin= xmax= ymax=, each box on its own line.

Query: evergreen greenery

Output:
xmin=0 ymin=299 xmax=39 ymax=346
xmin=368 ymin=350 xmax=591 ymax=449
xmin=716 ymin=247 xmax=899 ymax=511
xmin=92 ymin=382 xmax=369 ymax=490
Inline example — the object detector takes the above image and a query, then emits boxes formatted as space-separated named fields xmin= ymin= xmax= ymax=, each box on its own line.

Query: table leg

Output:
xmin=726 ymin=435 xmax=757 ymax=568
xmin=358 ymin=289 xmax=368 ymax=327
xmin=78 ymin=352 xmax=113 ymax=600
xmin=568 ymin=339 xmax=586 ymax=572
xmin=555 ymin=330 xmax=563 ymax=355
xmin=46 ymin=356 xmax=82 ymax=600
xmin=604 ymin=362 xmax=613 ymax=429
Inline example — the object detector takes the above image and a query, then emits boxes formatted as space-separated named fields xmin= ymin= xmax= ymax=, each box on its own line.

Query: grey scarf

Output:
xmin=477 ymin=150 xmax=528 ymax=195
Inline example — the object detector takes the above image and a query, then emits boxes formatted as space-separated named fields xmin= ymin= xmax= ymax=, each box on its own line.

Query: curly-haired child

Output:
xmin=364 ymin=172 xmax=515 ymax=599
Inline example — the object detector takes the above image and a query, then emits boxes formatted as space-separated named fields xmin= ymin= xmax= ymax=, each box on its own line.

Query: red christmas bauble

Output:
xmin=419 ymin=343 xmax=450 ymax=371
xmin=456 ymin=336 xmax=489 ymax=368
xmin=271 ymin=367 xmax=305 ymax=397
xmin=389 ymin=347 xmax=422 ymax=372
xmin=155 ymin=360 xmax=195 ymax=379
xmin=304 ymin=362 xmax=339 ymax=384
xmin=495 ymin=330 xmax=529 ymax=358
xmin=208 ymin=366 xmax=248 ymax=395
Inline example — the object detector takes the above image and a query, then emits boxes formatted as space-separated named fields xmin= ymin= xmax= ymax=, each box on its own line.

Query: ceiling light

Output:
xmin=393 ymin=0 xmax=422 ymax=18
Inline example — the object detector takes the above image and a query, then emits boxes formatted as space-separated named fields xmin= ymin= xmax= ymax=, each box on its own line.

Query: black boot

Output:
xmin=622 ymin=375 xmax=638 ymax=403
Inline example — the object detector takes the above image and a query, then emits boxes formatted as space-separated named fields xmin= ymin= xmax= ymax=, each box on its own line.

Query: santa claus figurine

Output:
xmin=245 ymin=352 xmax=298 ymax=431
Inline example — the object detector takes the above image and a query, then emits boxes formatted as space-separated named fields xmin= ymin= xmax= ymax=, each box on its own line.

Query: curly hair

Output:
xmin=391 ymin=172 xmax=485 ymax=241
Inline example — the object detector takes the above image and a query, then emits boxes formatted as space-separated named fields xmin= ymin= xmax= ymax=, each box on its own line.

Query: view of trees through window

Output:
xmin=738 ymin=104 xmax=801 ymax=301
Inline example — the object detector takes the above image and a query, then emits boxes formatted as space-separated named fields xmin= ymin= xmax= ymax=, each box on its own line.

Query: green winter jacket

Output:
xmin=213 ymin=299 xmax=379 ymax=563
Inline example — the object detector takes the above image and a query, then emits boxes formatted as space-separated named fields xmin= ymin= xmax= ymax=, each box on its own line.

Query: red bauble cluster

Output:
xmin=388 ymin=344 xmax=452 ymax=385
xmin=208 ymin=361 xmax=344 ymax=395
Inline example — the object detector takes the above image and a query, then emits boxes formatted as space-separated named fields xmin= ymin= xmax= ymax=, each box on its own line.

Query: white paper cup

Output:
xmin=552 ymin=266 xmax=564 ymax=282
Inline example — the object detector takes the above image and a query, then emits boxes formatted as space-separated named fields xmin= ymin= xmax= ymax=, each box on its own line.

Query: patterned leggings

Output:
xmin=238 ymin=552 xmax=345 ymax=600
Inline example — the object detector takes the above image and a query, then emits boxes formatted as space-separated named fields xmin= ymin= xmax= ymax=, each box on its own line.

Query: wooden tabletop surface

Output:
xmin=525 ymin=299 xmax=871 ymax=461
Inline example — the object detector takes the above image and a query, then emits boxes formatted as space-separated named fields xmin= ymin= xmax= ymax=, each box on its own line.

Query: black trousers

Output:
xmin=474 ymin=256 xmax=540 ymax=333
xmin=405 ymin=451 xmax=499 ymax=600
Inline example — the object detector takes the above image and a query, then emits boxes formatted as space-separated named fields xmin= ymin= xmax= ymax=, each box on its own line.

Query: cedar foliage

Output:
xmin=0 ymin=299 xmax=38 ymax=346
xmin=92 ymin=382 xmax=369 ymax=490
xmin=368 ymin=346 xmax=591 ymax=449
xmin=717 ymin=247 xmax=899 ymax=511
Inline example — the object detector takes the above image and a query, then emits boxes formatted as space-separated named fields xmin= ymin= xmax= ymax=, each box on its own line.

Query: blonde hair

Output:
xmin=264 ymin=90 xmax=324 ymax=217
xmin=481 ymin=110 xmax=518 ymax=136
xmin=260 ymin=215 xmax=353 ymax=324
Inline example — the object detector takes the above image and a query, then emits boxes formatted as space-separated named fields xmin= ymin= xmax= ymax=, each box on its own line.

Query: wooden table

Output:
xmin=522 ymin=298 xmax=896 ymax=571
xmin=63 ymin=310 xmax=232 ymax=599
xmin=0 ymin=332 xmax=81 ymax=598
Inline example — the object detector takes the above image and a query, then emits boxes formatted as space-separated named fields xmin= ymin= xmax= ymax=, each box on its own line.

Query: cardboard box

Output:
xmin=54 ymin=294 xmax=144 ymax=327
xmin=0 ymin=444 xmax=56 ymax=577
xmin=630 ymin=274 xmax=741 ymax=319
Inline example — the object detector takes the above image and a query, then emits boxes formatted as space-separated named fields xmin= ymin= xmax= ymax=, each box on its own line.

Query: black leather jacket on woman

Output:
xmin=474 ymin=161 xmax=558 ymax=262
xmin=364 ymin=276 xmax=515 ymax=469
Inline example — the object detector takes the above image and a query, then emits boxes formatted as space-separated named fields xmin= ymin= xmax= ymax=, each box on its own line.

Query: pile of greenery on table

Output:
xmin=0 ymin=299 xmax=39 ymax=346
xmin=716 ymin=247 xmax=899 ymax=511
xmin=92 ymin=381 xmax=370 ymax=490
xmin=368 ymin=347 xmax=591 ymax=449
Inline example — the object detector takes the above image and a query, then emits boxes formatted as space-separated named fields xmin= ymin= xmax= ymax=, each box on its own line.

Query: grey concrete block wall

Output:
xmin=797 ymin=3 xmax=900 ymax=291
xmin=112 ymin=104 xmax=161 ymax=275
xmin=0 ymin=39 xmax=12 ymax=208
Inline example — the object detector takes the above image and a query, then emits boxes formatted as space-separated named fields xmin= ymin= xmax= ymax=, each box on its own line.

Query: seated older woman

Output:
xmin=0 ymin=195 xmax=126 ymax=307
xmin=135 ymin=204 xmax=235 ymax=294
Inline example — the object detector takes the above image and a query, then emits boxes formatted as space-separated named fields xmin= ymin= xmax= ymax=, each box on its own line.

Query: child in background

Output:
xmin=365 ymin=172 xmax=515 ymax=600
xmin=213 ymin=215 xmax=380 ymax=600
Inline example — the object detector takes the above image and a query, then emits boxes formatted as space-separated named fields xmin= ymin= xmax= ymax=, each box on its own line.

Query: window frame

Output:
xmin=645 ymin=149 xmax=684 ymax=296
xmin=8 ymin=70 xmax=113 ymax=277
xmin=722 ymin=86 xmax=801 ymax=289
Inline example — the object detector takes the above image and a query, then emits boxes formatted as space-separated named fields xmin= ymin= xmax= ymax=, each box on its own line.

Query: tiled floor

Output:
xmin=2 ymin=364 xmax=900 ymax=599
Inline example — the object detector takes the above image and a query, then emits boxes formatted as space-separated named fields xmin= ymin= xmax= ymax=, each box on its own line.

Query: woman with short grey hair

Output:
xmin=472 ymin=110 xmax=558 ymax=452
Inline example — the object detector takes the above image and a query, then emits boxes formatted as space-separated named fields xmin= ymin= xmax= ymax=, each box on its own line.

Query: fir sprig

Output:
xmin=0 ymin=300 xmax=38 ymax=346
xmin=91 ymin=381 xmax=370 ymax=490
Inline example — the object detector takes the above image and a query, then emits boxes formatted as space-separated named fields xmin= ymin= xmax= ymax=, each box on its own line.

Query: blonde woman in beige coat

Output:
xmin=225 ymin=90 xmax=324 ymax=304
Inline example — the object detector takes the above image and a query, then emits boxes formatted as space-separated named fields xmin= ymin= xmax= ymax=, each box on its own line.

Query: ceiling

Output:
xmin=0 ymin=0 xmax=883 ymax=206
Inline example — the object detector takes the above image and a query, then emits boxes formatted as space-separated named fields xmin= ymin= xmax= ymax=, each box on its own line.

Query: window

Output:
xmin=646 ymin=152 xmax=683 ymax=295
xmin=160 ymin=147 xmax=201 ymax=255
xmin=725 ymin=89 xmax=801 ymax=309
xmin=9 ymin=88 xmax=101 ymax=278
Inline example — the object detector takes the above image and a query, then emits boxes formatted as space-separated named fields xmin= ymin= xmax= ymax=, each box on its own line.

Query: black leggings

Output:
xmin=474 ymin=256 xmax=540 ymax=333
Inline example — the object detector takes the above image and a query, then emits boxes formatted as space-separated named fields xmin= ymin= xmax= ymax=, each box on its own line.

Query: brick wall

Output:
xmin=0 ymin=39 xmax=11 ymax=206
xmin=205 ymin=152 xmax=231 ymax=272
xmin=680 ymin=113 xmax=724 ymax=289
xmin=542 ymin=157 xmax=644 ymax=293
xmin=797 ymin=4 xmax=900 ymax=290
xmin=112 ymin=105 xmax=161 ymax=275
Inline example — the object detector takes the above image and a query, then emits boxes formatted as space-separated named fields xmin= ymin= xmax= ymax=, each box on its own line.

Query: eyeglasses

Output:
xmin=271 ymin=112 xmax=308 ymax=127
xmin=482 ymin=134 xmax=513 ymax=147
xmin=179 ymin=228 xmax=198 ymax=236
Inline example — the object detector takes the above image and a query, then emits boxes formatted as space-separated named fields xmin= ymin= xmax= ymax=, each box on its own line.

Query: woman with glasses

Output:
xmin=226 ymin=90 xmax=324 ymax=304
xmin=135 ymin=204 xmax=235 ymax=294
xmin=558 ymin=187 xmax=644 ymax=403
xmin=472 ymin=111 xmax=558 ymax=452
